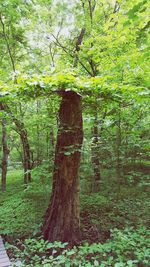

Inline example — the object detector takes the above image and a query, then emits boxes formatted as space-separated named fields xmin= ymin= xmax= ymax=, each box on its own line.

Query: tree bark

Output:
xmin=91 ymin=112 xmax=101 ymax=192
xmin=116 ymin=107 xmax=122 ymax=193
xmin=0 ymin=103 xmax=32 ymax=183
xmin=1 ymin=118 xmax=10 ymax=191
xmin=43 ymin=91 xmax=83 ymax=244
xmin=8 ymin=115 xmax=32 ymax=183
xmin=20 ymin=128 xmax=32 ymax=183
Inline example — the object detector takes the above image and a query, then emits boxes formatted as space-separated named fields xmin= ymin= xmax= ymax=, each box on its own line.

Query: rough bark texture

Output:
xmin=1 ymin=118 xmax=9 ymax=191
xmin=43 ymin=91 xmax=83 ymax=243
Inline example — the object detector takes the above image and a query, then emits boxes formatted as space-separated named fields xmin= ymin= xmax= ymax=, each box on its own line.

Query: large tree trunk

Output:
xmin=1 ymin=118 xmax=10 ymax=191
xmin=43 ymin=91 xmax=83 ymax=244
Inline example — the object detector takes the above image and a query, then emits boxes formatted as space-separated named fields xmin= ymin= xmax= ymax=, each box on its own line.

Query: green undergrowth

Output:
xmin=7 ymin=227 xmax=150 ymax=267
xmin=80 ymin=167 xmax=150 ymax=242
xmin=1 ymin=166 xmax=150 ymax=267
xmin=0 ymin=167 xmax=150 ymax=241
xmin=0 ymin=168 xmax=51 ymax=238
xmin=81 ymin=187 xmax=150 ymax=241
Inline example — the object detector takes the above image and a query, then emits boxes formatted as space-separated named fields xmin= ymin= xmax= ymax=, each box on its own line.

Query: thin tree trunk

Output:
xmin=116 ymin=108 xmax=122 ymax=192
xmin=0 ymin=103 xmax=32 ymax=183
xmin=36 ymin=100 xmax=41 ymax=165
xmin=47 ymin=128 xmax=55 ymax=159
xmin=20 ymin=129 xmax=32 ymax=183
xmin=91 ymin=113 xmax=101 ymax=192
xmin=9 ymin=117 xmax=32 ymax=183
xmin=1 ymin=118 xmax=10 ymax=191
xmin=43 ymin=91 xmax=83 ymax=244
xmin=47 ymin=128 xmax=55 ymax=171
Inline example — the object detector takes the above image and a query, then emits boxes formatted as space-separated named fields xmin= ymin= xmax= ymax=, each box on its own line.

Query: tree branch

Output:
xmin=0 ymin=14 xmax=16 ymax=73
xmin=51 ymin=33 xmax=93 ymax=76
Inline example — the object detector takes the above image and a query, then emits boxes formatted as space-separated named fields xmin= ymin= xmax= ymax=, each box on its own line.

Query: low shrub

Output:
xmin=7 ymin=227 xmax=150 ymax=267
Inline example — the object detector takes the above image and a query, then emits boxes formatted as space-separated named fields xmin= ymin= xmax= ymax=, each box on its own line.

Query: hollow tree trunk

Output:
xmin=43 ymin=91 xmax=83 ymax=244
xmin=1 ymin=118 xmax=10 ymax=191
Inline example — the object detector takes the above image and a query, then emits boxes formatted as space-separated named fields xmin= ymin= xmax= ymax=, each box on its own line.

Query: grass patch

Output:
xmin=0 ymin=169 xmax=51 ymax=238
xmin=0 ymin=167 xmax=150 ymax=242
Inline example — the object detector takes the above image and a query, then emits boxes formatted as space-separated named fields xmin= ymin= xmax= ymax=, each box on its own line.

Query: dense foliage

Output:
xmin=0 ymin=0 xmax=149 ymax=266
xmin=6 ymin=227 xmax=150 ymax=267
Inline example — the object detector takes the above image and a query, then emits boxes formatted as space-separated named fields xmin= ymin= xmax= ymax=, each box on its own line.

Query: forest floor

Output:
xmin=0 ymin=166 xmax=150 ymax=266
